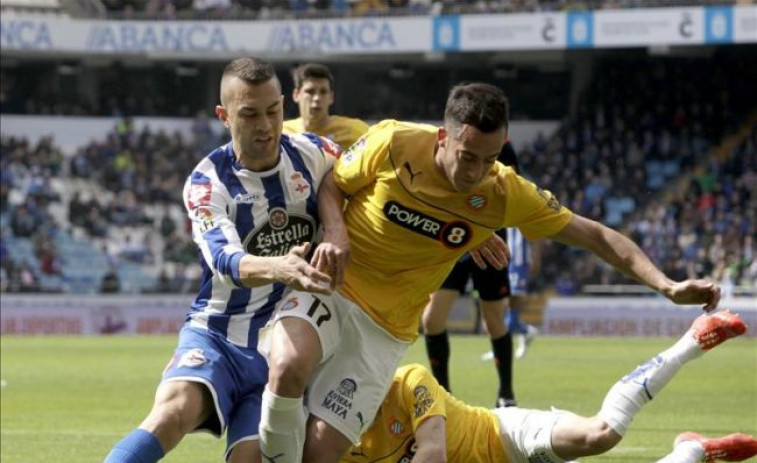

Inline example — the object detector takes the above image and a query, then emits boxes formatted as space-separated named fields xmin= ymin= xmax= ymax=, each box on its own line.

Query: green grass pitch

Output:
xmin=1 ymin=334 xmax=755 ymax=462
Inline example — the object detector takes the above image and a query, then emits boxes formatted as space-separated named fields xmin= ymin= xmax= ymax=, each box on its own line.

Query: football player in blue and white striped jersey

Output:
xmin=105 ymin=57 xmax=349 ymax=463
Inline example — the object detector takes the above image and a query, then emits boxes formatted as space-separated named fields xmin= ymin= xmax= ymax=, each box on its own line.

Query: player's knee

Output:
xmin=582 ymin=420 xmax=622 ymax=455
xmin=268 ymin=349 xmax=312 ymax=395
xmin=145 ymin=383 xmax=208 ymax=437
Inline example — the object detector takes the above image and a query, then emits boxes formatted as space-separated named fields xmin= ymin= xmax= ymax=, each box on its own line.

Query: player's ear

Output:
xmin=215 ymin=105 xmax=228 ymax=127
xmin=437 ymin=127 xmax=448 ymax=147
xmin=292 ymin=87 xmax=300 ymax=103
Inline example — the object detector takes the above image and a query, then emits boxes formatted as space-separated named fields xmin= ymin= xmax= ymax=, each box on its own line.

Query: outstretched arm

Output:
xmin=551 ymin=214 xmax=720 ymax=311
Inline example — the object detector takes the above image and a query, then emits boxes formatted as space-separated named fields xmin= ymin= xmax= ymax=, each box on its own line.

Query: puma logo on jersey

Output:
xmin=384 ymin=201 xmax=472 ymax=248
xmin=403 ymin=162 xmax=421 ymax=184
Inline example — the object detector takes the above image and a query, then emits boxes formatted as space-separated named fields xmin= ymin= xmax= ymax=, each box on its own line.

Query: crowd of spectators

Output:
xmin=518 ymin=53 xmax=756 ymax=294
xmin=97 ymin=0 xmax=751 ymax=20
xmin=2 ymin=49 xmax=755 ymax=295
xmin=0 ymin=114 xmax=220 ymax=294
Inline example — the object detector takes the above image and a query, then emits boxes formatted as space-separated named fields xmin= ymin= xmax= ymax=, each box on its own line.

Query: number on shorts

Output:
xmin=306 ymin=298 xmax=332 ymax=327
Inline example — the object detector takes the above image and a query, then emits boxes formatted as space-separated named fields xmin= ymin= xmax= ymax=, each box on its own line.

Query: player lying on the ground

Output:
xmin=341 ymin=310 xmax=756 ymax=463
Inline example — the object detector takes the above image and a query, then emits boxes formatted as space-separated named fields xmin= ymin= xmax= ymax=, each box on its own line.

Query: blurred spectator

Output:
xmin=100 ymin=266 xmax=122 ymax=293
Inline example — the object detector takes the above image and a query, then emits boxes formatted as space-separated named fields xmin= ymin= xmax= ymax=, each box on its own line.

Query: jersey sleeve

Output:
xmin=397 ymin=364 xmax=448 ymax=431
xmin=504 ymin=173 xmax=573 ymax=241
xmin=300 ymin=132 xmax=341 ymax=172
xmin=183 ymin=170 xmax=246 ymax=289
xmin=332 ymin=120 xmax=393 ymax=196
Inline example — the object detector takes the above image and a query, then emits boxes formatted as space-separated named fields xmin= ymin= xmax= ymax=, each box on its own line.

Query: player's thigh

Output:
xmin=493 ymin=406 xmax=568 ymax=463
xmin=269 ymin=290 xmax=345 ymax=363
xmin=160 ymin=325 xmax=268 ymax=437
xmin=303 ymin=415 xmax=353 ymax=462
xmin=422 ymin=289 xmax=461 ymax=332
xmin=307 ymin=298 xmax=410 ymax=445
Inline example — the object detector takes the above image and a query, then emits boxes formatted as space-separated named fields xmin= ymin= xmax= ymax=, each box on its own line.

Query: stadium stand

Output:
xmin=1 ymin=1 xmax=755 ymax=296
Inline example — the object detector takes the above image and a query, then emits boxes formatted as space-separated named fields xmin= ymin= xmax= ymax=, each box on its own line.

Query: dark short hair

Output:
xmin=292 ymin=63 xmax=334 ymax=90
xmin=444 ymin=83 xmax=509 ymax=134
xmin=222 ymin=56 xmax=277 ymax=86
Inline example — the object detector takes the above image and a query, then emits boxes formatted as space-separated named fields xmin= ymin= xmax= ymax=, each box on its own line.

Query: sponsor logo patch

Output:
xmin=193 ymin=205 xmax=215 ymax=233
xmin=322 ymin=378 xmax=357 ymax=420
xmin=319 ymin=136 xmax=343 ymax=158
xmin=340 ymin=137 xmax=365 ymax=165
xmin=187 ymin=182 xmax=212 ymax=209
xmin=383 ymin=201 xmax=472 ymax=248
xmin=412 ymin=385 xmax=433 ymax=418
xmin=536 ymin=186 xmax=562 ymax=212
xmin=243 ymin=211 xmax=315 ymax=257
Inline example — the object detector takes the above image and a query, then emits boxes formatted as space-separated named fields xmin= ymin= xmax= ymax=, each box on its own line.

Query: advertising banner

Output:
xmin=543 ymin=297 xmax=757 ymax=337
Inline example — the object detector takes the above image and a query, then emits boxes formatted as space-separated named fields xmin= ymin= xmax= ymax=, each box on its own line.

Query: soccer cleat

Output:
xmin=675 ymin=432 xmax=757 ymax=462
xmin=515 ymin=324 xmax=539 ymax=359
xmin=690 ymin=310 xmax=747 ymax=351
xmin=495 ymin=397 xmax=517 ymax=408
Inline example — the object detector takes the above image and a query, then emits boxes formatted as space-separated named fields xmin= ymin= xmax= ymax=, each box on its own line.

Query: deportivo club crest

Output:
xmin=269 ymin=208 xmax=289 ymax=229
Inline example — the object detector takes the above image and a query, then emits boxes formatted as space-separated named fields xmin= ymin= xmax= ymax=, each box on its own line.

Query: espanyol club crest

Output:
xmin=269 ymin=207 xmax=289 ymax=229
xmin=289 ymin=172 xmax=311 ymax=201
xmin=390 ymin=419 xmax=404 ymax=435
xmin=466 ymin=194 xmax=488 ymax=210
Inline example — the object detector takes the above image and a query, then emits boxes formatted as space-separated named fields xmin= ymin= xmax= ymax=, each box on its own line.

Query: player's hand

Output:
xmin=275 ymin=243 xmax=333 ymax=295
xmin=470 ymin=234 xmax=510 ymax=270
xmin=311 ymin=228 xmax=351 ymax=289
xmin=663 ymin=279 xmax=721 ymax=312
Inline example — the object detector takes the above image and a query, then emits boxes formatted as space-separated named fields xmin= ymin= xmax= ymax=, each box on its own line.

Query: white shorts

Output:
xmin=271 ymin=290 xmax=410 ymax=444
xmin=494 ymin=406 xmax=570 ymax=463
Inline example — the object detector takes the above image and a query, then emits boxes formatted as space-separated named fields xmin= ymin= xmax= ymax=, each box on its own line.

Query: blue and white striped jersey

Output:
xmin=182 ymin=133 xmax=340 ymax=348
xmin=507 ymin=227 xmax=531 ymax=295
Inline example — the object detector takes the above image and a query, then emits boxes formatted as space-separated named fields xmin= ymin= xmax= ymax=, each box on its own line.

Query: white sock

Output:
xmin=655 ymin=440 xmax=705 ymax=463
xmin=259 ymin=387 xmax=306 ymax=463
xmin=598 ymin=330 xmax=703 ymax=436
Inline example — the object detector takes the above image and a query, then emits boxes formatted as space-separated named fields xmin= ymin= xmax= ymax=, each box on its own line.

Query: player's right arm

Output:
xmin=397 ymin=364 xmax=449 ymax=462
xmin=183 ymin=169 xmax=332 ymax=294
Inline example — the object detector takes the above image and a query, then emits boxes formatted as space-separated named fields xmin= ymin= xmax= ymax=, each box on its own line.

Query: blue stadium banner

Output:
xmin=567 ymin=11 xmax=594 ymax=48
xmin=705 ymin=6 xmax=734 ymax=44
xmin=433 ymin=15 xmax=460 ymax=52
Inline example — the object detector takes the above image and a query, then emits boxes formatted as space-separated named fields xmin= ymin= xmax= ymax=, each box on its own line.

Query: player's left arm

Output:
xmin=312 ymin=170 xmax=350 ymax=289
xmin=550 ymin=214 xmax=721 ymax=311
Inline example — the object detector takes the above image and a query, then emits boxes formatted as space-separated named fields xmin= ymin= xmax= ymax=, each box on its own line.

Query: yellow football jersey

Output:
xmin=283 ymin=115 xmax=370 ymax=150
xmin=341 ymin=363 xmax=509 ymax=462
xmin=334 ymin=119 xmax=573 ymax=340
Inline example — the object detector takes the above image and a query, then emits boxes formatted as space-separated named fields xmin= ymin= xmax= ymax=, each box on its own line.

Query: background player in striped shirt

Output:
xmin=283 ymin=63 xmax=370 ymax=150
xmin=105 ymin=57 xmax=349 ymax=463
xmin=342 ymin=311 xmax=753 ymax=462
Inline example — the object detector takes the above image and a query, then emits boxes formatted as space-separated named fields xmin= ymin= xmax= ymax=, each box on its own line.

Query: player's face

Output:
xmin=437 ymin=124 xmax=505 ymax=192
xmin=293 ymin=78 xmax=334 ymax=125
xmin=216 ymin=76 xmax=284 ymax=171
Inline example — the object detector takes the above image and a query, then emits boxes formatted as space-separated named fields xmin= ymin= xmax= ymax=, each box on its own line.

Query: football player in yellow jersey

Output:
xmin=283 ymin=63 xmax=370 ymax=149
xmin=343 ymin=308 xmax=755 ymax=462
xmin=259 ymin=83 xmax=722 ymax=463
